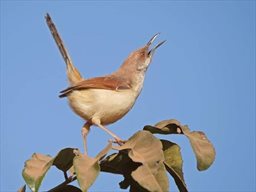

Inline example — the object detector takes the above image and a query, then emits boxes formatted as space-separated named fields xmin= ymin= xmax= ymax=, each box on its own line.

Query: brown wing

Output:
xmin=59 ymin=76 xmax=131 ymax=98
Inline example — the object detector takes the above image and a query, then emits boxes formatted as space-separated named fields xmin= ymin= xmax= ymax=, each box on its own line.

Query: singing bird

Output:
xmin=45 ymin=14 xmax=165 ymax=153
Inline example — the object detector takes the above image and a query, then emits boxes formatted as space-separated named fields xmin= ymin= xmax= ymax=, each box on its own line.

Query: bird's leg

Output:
xmin=81 ymin=122 xmax=91 ymax=155
xmin=91 ymin=118 xmax=125 ymax=145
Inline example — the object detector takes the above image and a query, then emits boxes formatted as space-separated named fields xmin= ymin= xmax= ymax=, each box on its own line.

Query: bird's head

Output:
xmin=127 ymin=33 xmax=166 ymax=72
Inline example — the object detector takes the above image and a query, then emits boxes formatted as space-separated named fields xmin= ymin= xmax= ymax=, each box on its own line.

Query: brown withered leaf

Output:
xmin=161 ymin=140 xmax=188 ymax=192
xmin=144 ymin=119 xmax=215 ymax=171
xmin=113 ymin=131 xmax=169 ymax=192
xmin=68 ymin=165 xmax=75 ymax=177
xmin=181 ymin=125 xmax=216 ymax=171
xmin=51 ymin=185 xmax=82 ymax=192
xmin=73 ymin=142 xmax=112 ymax=192
xmin=100 ymin=151 xmax=145 ymax=191
xmin=53 ymin=148 xmax=76 ymax=172
xmin=100 ymin=153 xmax=121 ymax=174
xmin=73 ymin=153 xmax=99 ymax=192
xmin=100 ymin=151 xmax=140 ymax=175
xmin=22 ymin=153 xmax=54 ymax=192
xmin=131 ymin=163 xmax=168 ymax=192
xmin=143 ymin=119 xmax=182 ymax=134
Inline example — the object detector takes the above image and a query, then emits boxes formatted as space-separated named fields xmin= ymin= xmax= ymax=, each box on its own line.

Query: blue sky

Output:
xmin=1 ymin=1 xmax=255 ymax=191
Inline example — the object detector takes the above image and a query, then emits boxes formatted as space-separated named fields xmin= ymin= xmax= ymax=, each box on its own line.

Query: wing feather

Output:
xmin=59 ymin=76 xmax=131 ymax=98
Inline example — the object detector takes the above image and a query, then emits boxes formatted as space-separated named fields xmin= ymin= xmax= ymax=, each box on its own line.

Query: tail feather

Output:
xmin=45 ymin=13 xmax=82 ymax=85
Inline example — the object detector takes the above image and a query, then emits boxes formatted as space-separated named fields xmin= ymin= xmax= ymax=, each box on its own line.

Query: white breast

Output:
xmin=67 ymin=89 xmax=138 ymax=125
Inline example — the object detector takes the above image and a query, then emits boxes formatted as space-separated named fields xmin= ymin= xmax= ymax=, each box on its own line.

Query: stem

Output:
xmin=63 ymin=171 xmax=68 ymax=181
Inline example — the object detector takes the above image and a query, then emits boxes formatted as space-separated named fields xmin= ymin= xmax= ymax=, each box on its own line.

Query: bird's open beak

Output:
xmin=147 ymin=33 xmax=166 ymax=56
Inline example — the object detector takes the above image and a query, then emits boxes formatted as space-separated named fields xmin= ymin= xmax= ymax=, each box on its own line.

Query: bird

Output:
xmin=45 ymin=13 xmax=166 ymax=154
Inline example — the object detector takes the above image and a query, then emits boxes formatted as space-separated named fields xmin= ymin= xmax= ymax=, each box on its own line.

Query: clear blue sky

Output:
xmin=1 ymin=1 xmax=255 ymax=191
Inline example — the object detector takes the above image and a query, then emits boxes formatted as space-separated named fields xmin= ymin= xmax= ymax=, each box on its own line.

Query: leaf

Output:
xmin=144 ymin=119 xmax=182 ymax=135
xmin=113 ymin=131 xmax=164 ymax=163
xmin=181 ymin=126 xmax=216 ymax=171
xmin=144 ymin=119 xmax=216 ymax=171
xmin=73 ymin=142 xmax=112 ymax=192
xmin=161 ymin=140 xmax=187 ymax=192
xmin=68 ymin=165 xmax=75 ymax=177
xmin=114 ymin=131 xmax=169 ymax=192
xmin=95 ymin=142 xmax=113 ymax=161
xmin=100 ymin=153 xmax=122 ymax=174
xmin=100 ymin=152 xmax=146 ymax=191
xmin=22 ymin=153 xmax=54 ymax=192
xmin=51 ymin=185 xmax=82 ymax=192
xmin=18 ymin=185 xmax=26 ymax=192
xmin=131 ymin=164 xmax=166 ymax=192
xmin=73 ymin=153 xmax=100 ymax=192
xmin=100 ymin=152 xmax=140 ymax=175
xmin=153 ymin=163 xmax=169 ymax=192
xmin=100 ymin=151 xmax=144 ymax=191
xmin=53 ymin=148 xmax=76 ymax=172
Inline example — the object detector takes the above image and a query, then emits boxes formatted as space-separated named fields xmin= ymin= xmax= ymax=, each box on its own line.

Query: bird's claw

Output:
xmin=109 ymin=138 xmax=126 ymax=146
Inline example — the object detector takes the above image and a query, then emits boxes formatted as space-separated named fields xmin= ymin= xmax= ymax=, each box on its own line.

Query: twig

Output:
xmin=63 ymin=171 xmax=68 ymax=181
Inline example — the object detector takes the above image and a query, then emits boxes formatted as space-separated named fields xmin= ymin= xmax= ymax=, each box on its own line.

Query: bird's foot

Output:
xmin=109 ymin=137 xmax=126 ymax=146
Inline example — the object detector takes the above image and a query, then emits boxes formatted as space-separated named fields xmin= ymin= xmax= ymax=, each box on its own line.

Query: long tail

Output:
xmin=45 ymin=13 xmax=82 ymax=85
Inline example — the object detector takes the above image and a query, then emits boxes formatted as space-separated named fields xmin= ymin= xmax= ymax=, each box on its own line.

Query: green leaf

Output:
xmin=22 ymin=153 xmax=54 ymax=192
xmin=181 ymin=126 xmax=216 ymax=171
xmin=143 ymin=119 xmax=182 ymax=134
xmin=73 ymin=142 xmax=112 ymax=192
xmin=18 ymin=185 xmax=26 ymax=192
xmin=53 ymin=148 xmax=76 ymax=172
xmin=161 ymin=140 xmax=187 ymax=192
xmin=114 ymin=131 xmax=169 ymax=192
